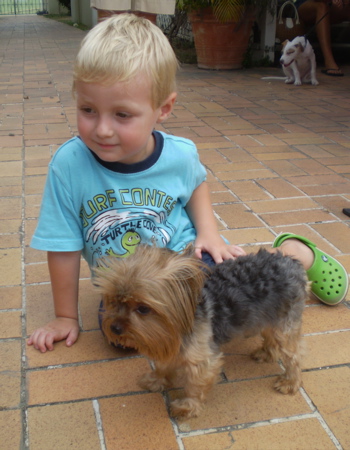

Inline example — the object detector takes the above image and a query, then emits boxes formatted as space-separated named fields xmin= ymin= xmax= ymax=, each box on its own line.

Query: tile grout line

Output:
xmin=175 ymin=411 xmax=337 ymax=440
xmin=26 ymin=353 xmax=144 ymax=372
xmin=299 ymin=388 xmax=343 ymax=449
xmin=160 ymin=391 xmax=185 ymax=450
xmin=20 ymin=21 xmax=29 ymax=450
xmin=303 ymin=328 xmax=350 ymax=337
xmin=92 ymin=399 xmax=107 ymax=450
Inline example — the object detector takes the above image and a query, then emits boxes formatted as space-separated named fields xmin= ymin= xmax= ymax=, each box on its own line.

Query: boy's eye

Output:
xmin=136 ymin=305 xmax=151 ymax=315
xmin=116 ymin=112 xmax=130 ymax=119
xmin=80 ymin=107 xmax=94 ymax=114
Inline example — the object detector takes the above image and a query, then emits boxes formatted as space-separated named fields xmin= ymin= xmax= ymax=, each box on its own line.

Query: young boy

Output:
xmin=28 ymin=14 xmax=348 ymax=353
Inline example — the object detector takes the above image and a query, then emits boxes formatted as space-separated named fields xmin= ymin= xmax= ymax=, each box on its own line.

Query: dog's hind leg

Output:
xmin=251 ymin=326 xmax=303 ymax=394
xmin=251 ymin=327 xmax=281 ymax=363
xmin=272 ymin=324 xmax=303 ymax=395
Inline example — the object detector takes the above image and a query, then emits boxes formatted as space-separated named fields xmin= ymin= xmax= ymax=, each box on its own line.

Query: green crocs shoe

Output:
xmin=273 ymin=233 xmax=349 ymax=305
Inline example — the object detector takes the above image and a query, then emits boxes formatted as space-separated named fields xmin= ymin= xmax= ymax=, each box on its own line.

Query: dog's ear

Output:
xmin=295 ymin=43 xmax=305 ymax=52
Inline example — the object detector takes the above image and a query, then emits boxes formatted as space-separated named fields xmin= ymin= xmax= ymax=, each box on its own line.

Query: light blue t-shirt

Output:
xmin=31 ymin=131 xmax=207 ymax=268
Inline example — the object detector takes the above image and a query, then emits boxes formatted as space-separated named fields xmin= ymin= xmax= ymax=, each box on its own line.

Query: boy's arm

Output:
xmin=186 ymin=182 xmax=246 ymax=263
xmin=27 ymin=250 xmax=82 ymax=352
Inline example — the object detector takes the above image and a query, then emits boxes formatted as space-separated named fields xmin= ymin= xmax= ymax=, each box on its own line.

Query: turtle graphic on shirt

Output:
xmin=106 ymin=229 xmax=141 ymax=258
xmin=86 ymin=208 xmax=176 ymax=251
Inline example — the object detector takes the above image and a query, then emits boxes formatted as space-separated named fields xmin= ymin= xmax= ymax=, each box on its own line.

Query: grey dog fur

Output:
xmin=198 ymin=248 xmax=308 ymax=345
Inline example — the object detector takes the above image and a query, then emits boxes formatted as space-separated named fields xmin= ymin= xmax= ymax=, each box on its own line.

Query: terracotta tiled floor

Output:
xmin=0 ymin=14 xmax=350 ymax=450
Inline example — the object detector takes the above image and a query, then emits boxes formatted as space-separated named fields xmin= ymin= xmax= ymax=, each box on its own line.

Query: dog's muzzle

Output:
xmin=280 ymin=58 xmax=294 ymax=68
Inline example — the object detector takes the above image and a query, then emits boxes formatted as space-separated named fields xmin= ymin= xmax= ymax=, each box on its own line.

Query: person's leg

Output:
xmin=329 ymin=3 xmax=350 ymax=24
xmin=271 ymin=238 xmax=314 ymax=269
xmin=298 ymin=0 xmax=343 ymax=74
xmin=271 ymin=233 xmax=349 ymax=305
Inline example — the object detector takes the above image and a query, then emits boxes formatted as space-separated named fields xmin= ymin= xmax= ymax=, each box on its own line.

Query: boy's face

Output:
xmin=75 ymin=75 xmax=176 ymax=164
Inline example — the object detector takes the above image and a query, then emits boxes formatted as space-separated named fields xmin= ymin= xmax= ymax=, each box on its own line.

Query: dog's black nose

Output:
xmin=110 ymin=323 xmax=123 ymax=335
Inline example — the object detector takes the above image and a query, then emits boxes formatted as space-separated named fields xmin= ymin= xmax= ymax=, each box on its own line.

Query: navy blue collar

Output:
xmin=88 ymin=131 xmax=163 ymax=173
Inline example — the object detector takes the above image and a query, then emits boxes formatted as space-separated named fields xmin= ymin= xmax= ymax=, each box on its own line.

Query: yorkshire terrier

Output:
xmin=94 ymin=245 xmax=309 ymax=419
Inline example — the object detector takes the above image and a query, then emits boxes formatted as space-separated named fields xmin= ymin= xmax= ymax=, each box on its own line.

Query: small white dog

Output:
xmin=280 ymin=36 xmax=319 ymax=86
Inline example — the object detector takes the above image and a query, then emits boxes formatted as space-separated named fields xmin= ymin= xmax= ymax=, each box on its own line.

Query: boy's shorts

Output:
xmin=200 ymin=251 xmax=216 ymax=267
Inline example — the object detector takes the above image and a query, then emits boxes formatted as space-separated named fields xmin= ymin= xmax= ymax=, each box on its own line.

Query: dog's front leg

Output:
xmin=139 ymin=362 xmax=174 ymax=393
xmin=284 ymin=67 xmax=295 ymax=84
xmin=291 ymin=62 xmax=302 ymax=85
xmin=170 ymin=350 xmax=223 ymax=419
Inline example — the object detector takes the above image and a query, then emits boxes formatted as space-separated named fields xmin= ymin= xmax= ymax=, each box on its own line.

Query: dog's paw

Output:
xmin=138 ymin=372 xmax=168 ymax=392
xmin=285 ymin=78 xmax=294 ymax=84
xmin=311 ymin=80 xmax=319 ymax=86
xmin=293 ymin=80 xmax=302 ymax=86
xmin=250 ymin=347 xmax=277 ymax=363
xmin=170 ymin=398 xmax=203 ymax=419
xmin=274 ymin=375 xmax=301 ymax=395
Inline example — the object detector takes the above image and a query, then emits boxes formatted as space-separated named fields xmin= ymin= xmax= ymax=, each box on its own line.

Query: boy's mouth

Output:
xmin=96 ymin=142 xmax=118 ymax=149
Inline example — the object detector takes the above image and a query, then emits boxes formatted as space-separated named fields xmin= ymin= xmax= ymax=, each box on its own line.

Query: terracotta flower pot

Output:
xmin=188 ymin=7 xmax=255 ymax=70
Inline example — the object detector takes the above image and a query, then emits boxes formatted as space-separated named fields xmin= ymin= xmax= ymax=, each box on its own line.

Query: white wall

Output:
xmin=71 ymin=0 xmax=97 ymax=28
xmin=48 ymin=0 xmax=70 ymax=15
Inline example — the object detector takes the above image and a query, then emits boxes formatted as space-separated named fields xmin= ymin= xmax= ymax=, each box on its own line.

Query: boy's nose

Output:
xmin=96 ymin=118 xmax=114 ymax=138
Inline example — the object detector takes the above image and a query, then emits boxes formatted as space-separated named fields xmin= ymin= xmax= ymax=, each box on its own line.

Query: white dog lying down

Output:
xmin=280 ymin=36 xmax=319 ymax=86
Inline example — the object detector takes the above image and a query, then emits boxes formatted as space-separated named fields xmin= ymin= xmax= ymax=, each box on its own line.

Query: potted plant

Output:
xmin=177 ymin=0 xmax=277 ymax=69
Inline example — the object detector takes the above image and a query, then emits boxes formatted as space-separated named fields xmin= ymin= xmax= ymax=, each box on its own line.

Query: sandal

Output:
xmin=321 ymin=68 xmax=344 ymax=77
xmin=273 ymin=233 xmax=348 ymax=305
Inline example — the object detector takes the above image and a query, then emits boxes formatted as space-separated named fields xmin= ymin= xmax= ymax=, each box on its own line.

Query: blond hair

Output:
xmin=73 ymin=14 xmax=178 ymax=108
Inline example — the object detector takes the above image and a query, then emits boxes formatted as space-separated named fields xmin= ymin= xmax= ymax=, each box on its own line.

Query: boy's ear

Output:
xmin=157 ymin=92 xmax=177 ymax=123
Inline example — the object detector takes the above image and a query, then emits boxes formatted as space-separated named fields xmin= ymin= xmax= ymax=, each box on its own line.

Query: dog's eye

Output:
xmin=136 ymin=305 xmax=151 ymax=315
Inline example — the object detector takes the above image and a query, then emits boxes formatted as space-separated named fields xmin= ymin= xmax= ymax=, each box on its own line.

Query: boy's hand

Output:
xmin=194 ymin=235 xmax=246 ymax=264
xmin=186 ymin=183 xmax=246 ymax=264
xmin=27 ymin=317 xmax=80 ymax=353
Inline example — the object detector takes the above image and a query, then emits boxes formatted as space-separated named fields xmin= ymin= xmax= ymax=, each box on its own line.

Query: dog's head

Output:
xmin=94 ymin=245 xmax=207 ymax=362
xmin=280 ymin=37 xmax=306 ymax=67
